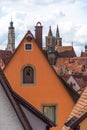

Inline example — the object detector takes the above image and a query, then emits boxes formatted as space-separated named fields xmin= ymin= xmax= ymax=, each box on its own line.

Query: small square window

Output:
xmin=42 ymin=105 xmax=57 ymax=123
xmin=25 ymin=44 xmax=32 ymax=50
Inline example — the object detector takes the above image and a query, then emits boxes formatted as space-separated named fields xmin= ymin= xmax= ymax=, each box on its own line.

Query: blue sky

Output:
xmin=0 ymin=0 xmax=87 ymax=56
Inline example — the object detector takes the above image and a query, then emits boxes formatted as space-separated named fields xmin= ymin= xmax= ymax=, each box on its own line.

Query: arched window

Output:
xmin=22 ymin=65 xmax=35 ymax=84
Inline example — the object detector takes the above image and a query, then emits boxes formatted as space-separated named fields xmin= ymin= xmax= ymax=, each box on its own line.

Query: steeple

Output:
xmin=56 ymin=25 xmax=60 ymax=38
xmin=48 ymin=26 xmax=53 ymax=36
xmin=56 ymin=25 xmax=62 ymax=46
xmin=6 ymin=19 xmax=15 ymax=53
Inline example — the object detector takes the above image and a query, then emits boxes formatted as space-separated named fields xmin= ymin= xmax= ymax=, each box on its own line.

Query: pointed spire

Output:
xmin=48 ymin=26 xmax=53 ymax=36
xmin=56 ymin=25 xmax=60 ymax=38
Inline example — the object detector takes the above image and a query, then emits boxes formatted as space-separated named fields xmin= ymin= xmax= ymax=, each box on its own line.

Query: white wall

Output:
xmin=0 ymin=83 xmax=24 ymax=130
xmin=20 ymin=105 xmax=48 ymax=130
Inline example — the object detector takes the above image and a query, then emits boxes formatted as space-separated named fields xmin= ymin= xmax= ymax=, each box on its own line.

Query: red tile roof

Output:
xmin=0 ymin=50 xmax=12 ymax=65
xmin=61 ymin=87 xmax=87 ymax=130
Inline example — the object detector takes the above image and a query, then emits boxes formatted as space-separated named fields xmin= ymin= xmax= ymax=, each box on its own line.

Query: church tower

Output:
xmin=56 ymin=25 xmax=62 ymax=46
xmin=6 ymin=20 xmax=15 ymax=53
xmin=46 ymin=26 xmax=56 ymax=50
xmin=46 ymin=26 xmax=58 ymax=65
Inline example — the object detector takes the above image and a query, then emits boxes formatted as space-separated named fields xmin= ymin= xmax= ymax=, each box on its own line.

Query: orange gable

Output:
xmin=4 ymin=31 xmax=74 ymax=130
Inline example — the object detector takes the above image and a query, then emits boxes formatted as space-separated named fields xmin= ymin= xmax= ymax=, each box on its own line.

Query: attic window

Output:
xmin=25 ymin=43 xmax=32 ymax=51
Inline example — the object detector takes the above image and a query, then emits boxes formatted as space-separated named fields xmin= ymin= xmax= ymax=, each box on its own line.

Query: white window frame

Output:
xmin=24 ymin=43 xmax=33 ymax=51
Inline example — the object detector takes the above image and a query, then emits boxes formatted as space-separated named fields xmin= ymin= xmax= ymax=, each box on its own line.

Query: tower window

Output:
xmin=25 ymin=43 xmax=32 ymax=51
xmin=22 ymin=65 xmax=35 ymax=85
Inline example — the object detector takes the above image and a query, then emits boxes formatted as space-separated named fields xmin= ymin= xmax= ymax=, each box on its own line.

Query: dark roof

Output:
xmin=0 ymin=50 xmax=12 ymax=65
xmin=56 ymin=46 xmax=76 ymax=58
xmin=0 ymin=68 xmax=55 ymax=128
xmin=58 ymin=50 xmax=76 ymax=58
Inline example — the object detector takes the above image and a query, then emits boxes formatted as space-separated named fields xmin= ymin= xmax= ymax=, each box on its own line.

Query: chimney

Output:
xmin=35 ymin=22 xmax=43 ymax=49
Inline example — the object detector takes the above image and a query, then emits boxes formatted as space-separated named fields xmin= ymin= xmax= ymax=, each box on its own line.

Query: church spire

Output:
xmin=56 ymin=25 xmax=62 ymax=46
xmin=6 ymin=19 xmax=15 ymax=53
xmin=48 ymin=26 xmax=53 ymax=36
xmin=56 ymin=25 xmax=60 ymax=38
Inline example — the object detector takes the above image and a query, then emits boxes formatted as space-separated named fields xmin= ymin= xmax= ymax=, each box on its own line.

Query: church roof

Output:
xmin=55 ymin=46 xmax=76 ymax=58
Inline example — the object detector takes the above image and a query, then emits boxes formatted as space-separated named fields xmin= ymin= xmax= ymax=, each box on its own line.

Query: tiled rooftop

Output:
xmin=61 ymin=87 xmax=87 ymax=130
xmin=0 ymin=50 xmax=12 ymax=65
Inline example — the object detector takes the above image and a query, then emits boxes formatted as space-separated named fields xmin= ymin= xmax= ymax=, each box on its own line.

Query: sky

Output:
xmin=0 ymin=0 xmax=87 ymax=56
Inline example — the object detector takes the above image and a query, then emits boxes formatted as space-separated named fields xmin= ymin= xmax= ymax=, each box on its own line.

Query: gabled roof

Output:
xmin=4 ymin=31 xmax=77 ymax=104
xmin=0 ymin=68 xmax=55 ymax=129
xmin=61 ymin=87 xmax=87 ymax=130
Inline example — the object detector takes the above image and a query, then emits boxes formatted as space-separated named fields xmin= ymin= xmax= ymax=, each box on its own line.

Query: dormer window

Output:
xmin=25 ymin=43 xmax=32 ymax=51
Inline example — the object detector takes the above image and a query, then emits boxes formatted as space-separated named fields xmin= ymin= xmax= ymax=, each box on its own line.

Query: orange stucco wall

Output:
xmin=4 ymin=33 xmax=74 ymax=130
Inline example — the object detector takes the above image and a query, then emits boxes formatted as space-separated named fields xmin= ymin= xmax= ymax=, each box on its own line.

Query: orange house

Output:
xmin=4 ymin=31 xmax=75 ymax=130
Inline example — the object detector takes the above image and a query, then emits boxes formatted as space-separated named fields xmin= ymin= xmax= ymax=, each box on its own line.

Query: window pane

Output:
xmin=43 ymin=106 xmax=56 ymax=122
xmin=25 ymin=44 xmax=32 ymax=50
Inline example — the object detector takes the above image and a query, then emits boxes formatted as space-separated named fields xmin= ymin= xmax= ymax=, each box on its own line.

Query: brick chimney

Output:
xmin=35 ymin=22 xmax=43 ymax=49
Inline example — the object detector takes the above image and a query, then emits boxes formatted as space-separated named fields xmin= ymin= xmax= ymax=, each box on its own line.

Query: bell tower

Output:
xmin=6 ymin=19 xmax=15 ymax=53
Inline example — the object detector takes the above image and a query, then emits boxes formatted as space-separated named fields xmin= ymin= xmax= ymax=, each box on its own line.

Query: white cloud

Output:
xmin=0 ymin=0 xmax=86 ymax=56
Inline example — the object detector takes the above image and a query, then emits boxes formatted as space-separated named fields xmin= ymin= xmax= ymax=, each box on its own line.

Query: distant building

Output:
xmin=45 ymin=25 xmax=76 ymax=65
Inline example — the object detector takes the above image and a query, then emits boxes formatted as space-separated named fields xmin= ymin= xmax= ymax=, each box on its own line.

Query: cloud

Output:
xmin=0 ymin=0 xmax=86 ymax=56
